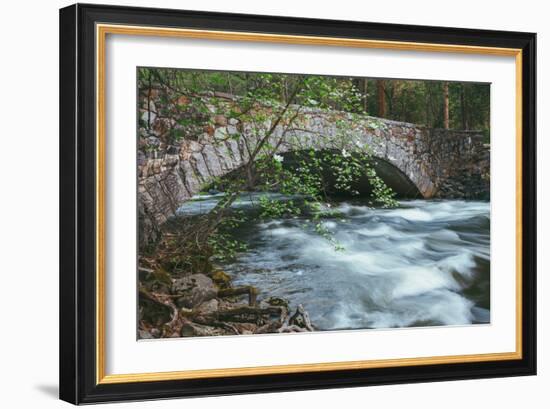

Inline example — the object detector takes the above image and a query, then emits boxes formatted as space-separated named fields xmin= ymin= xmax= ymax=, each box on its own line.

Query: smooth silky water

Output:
xmin=177 ymin=194 xmax=490 ymax=331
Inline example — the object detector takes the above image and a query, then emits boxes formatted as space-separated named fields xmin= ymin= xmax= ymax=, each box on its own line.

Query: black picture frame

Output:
xmin=60 ymin=3 xmax=536 ymax=404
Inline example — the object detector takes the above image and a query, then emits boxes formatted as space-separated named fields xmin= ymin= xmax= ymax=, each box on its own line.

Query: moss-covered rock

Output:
xmin=211 ymin=270 xmax=232 ymax=289
xmin=265 ymin=296 xmax=289 ymax=309
xmin=139 ymin=267 xmax=172 ymax=293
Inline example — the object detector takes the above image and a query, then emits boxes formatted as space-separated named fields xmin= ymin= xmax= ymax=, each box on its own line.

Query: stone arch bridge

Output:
xmin=138 ymin=107 xmax=489 ymax=245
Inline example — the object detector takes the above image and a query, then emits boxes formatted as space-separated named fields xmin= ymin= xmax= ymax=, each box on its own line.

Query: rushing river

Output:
xmin=177 ymin=194 xmax=490 ymax=331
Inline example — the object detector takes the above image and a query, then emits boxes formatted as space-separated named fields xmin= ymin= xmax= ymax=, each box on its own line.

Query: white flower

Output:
xmin=355 ymin=140 xmax=363 ymax=148
xmin=273 ymin=154 xmax=284 ymax=163
xmin=341 ymin=148 xmax=350 ymax=158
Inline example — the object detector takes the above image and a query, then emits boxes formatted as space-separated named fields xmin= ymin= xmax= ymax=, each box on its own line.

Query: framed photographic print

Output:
xmin=59 ymin=3 xmax=536 ymax=404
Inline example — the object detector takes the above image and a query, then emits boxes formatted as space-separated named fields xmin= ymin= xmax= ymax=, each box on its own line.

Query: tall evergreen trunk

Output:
xmin=352 ymin=78 xmax=369 ymax=113
xmin=443 ymin=81 xmax=450 ymax=129
xmin=460 ymin=85 xmax=467 ymax=130
xmin=362 ymin=78 xmax=368 ymax=113
xmin=377 ymin=79 xmax=386 ymax=117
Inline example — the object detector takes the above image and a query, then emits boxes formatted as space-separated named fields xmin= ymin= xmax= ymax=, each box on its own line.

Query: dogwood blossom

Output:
xmin=273 ymin=154 xmax=284 ymax=163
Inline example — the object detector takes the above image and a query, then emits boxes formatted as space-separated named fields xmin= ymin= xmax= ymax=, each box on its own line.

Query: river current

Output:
xmin=177 ymin=195 xmax=490 ymax=331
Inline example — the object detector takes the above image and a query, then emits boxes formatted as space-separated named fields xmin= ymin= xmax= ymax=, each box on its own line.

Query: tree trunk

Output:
xmin=460 ymin=85 xmax=469 ymax=130
xmin=443 ymin=81 xmax=450 ymax=129
xmin=362 ymin=78 xmax=368 ymax=113
xmin=386 ymin=83 xmax=394 ymax=117
xmin=377 ymin=79 xmax=386 ymax=117
xmin=352 ymin=78 xmax=368 ymax=113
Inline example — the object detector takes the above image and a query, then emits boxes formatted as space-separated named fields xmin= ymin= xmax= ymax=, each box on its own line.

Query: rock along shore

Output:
xmin=138 ymin=264 xmax=314 ymax=339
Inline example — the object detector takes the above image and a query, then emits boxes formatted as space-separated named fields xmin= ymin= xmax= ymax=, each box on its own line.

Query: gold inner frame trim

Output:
xmin=96 ymin=23 xmax=523 ymax=385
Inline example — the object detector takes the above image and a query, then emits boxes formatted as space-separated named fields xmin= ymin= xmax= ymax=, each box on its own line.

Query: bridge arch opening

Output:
xmin=208 ymin=149 xmax=422 ymax=199
xmin=279 ymin=150 xmax=422 ymax=199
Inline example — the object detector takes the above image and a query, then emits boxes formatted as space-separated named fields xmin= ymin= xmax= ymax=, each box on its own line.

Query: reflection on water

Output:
xmin=177 ymin=195 xmax=490 ymax=331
